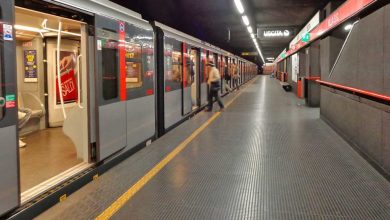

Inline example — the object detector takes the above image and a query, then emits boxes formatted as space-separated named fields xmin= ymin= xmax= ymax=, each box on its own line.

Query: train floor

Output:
xmin=37 ymin=76 xmax=390 ymax=220
xmin=20 ymin=128 xmax=81 ymax=192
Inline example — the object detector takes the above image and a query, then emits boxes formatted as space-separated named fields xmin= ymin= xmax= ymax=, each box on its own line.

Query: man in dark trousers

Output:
xmin=206 ymin=62 xmax=224 ymax=112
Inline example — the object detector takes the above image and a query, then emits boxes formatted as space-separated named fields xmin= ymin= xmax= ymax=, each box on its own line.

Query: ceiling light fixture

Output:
xmin=242 ymin=15 xmax=250 ymax=26
xmin=14 ymin=25 xmax=49 ymax=33
xmin=234 ymin=0 xmax=245 ymax=14
xmin=233 ymin=0 xmax=265 ymax=63
xmin=344 ymin=24 xmax=353 ymax=31
xmin=247 ymin=26 xmax=253 ymax=34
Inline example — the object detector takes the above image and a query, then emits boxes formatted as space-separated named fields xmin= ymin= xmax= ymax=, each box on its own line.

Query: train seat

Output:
xmin=18 ymin=92 xmax=45 ymax=136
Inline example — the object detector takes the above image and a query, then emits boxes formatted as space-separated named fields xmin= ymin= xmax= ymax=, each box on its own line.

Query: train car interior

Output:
xmin=14 ymin=7 xmax=90 ymax=202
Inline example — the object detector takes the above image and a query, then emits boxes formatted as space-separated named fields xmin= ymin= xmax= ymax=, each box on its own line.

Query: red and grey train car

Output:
xmin=0 ymin=0 xmax=257 ymax=217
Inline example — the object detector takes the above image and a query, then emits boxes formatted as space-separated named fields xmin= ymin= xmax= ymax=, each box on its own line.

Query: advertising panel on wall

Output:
xmin=291 ymin=53 xmax=299 ymax=82
xmin=56 ymin=51 xmax=78 ymax=104
xmin=24 ymin=50 xmax=38 ymax=82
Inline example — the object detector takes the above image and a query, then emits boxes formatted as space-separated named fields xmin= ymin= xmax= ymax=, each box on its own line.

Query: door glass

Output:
xmin=125 ymin=42 xmax=142 ymax=88
xmin=0 ymin=10 xmax=4 ymax=121
xmin=97 ymin=28 xmax=119 ymax=100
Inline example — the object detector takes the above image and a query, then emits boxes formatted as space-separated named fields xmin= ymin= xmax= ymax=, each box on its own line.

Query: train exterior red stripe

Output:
xmin=119 ymin=21 xmax=127 ymax=101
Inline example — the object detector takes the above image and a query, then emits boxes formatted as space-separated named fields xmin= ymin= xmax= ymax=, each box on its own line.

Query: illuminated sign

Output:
xmin=258 ymin=27 xmax=294 ymax=39
xmin=241 ymin=52 xmax=258 ymax=56
xmin=301 ymin=33 xmax=311 ymax=42
xmin=263 ymin=30 xmax=290 ymax=37
xmin=289 ymin=11 xmax=320 ymax=48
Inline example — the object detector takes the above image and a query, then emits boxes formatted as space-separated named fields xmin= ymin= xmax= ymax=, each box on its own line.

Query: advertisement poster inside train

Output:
xmin=56 ymin=51 xmax=78 ymax=104
xmin=292 ymin=53 xmax=299 ymax=82
xmin=24 ymin=50 xmax=38 ymax=82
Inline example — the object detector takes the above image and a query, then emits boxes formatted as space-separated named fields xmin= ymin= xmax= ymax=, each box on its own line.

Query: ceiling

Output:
xmin=111 ymin=0 xmax=332 ymax=64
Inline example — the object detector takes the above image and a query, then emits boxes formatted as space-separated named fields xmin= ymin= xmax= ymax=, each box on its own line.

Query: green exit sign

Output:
xmin=302 ymin=33 xmax=311 ymax=43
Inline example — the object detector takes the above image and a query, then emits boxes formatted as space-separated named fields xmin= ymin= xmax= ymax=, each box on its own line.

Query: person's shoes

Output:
xmin=19 ymin=140 xmax=27 ymax=148
xmin=219 ymin=108 xmax=225 ymax=112
xmin=205 ymin=109 xmax=212 ymax=112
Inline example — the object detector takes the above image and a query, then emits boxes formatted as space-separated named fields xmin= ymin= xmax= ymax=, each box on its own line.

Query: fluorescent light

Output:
xmin=14 ymin=25 xmax=48 ymax=33
xmin=247 ymin=26 xmax=253 ymax=33
xmin=344 ymin=24 xmax=353 ymax=31
xmin=242 ymin=15 xmax=249 ymax=26
xmin=234 ymin=0 xmax=244 ymax=14
xmin=250 ymin=33 xmax=255 ymax=39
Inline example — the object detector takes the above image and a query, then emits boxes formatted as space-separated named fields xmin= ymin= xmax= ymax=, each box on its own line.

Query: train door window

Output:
xmin=125 ymin=42 xmax=142 ymax=88
xmin=124 ymin=24 xmax=154 ymax=99
xmin=184 ymin=45 xmax=192 ymax=87
xmin=0 ymin=12 xmax=3 ymax=121
xmin=164 ymin=37 xmax=182 ymax=91
xmin=190 ymin=48 xmax=199 ymax=109
xmin=98 ymin=29 xmax=119 ymax=100
xmin=208 ymin=52 xmax=215 ymax=64
xmin=200 ymin=50 xmax=207 ymax=83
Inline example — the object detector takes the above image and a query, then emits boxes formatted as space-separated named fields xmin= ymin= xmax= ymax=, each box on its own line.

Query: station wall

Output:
xmin=305 ymin=41 xmax=321 ymax=107
xmin=320 ymin=5 xmax=390 ymax=173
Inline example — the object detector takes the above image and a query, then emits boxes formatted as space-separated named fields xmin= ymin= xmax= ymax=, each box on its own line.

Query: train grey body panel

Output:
xmin=126 ymin=95 xmax=156 ymax=148
xmin=0 ymin=126 xmax=18 ymax=215
xmin=201 ymin=83 xmax=208 ymax=106
xmin=98 ymin=102 xmax=127 ymax=160
xmin=183 ymin=87 xmax=192 ymax=115
xmin=165 ymin=90 xmax=183 ymax=129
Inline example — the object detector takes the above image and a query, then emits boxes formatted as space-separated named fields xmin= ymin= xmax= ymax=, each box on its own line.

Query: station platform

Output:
xmin=37 ymin=76 xmax=390 ymax=220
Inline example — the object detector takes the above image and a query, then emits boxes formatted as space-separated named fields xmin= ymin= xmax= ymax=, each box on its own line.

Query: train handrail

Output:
xmin=315 ymin=79 xmax=390 ymax=102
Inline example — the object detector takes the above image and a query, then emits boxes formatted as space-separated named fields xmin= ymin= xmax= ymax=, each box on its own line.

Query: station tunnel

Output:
xmin=0 ymin=0 xmax=389 ymax=219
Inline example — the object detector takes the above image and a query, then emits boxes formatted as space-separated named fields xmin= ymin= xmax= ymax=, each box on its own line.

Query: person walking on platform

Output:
xmin=232 ymin=63 xmax=240 ymax=90
xmin=206 ymin=62 xmax=224 ymax=112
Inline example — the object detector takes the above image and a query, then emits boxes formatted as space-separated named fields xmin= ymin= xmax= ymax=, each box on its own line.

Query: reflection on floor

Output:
xmin=19 ymin=127 xmax=82 ymax=192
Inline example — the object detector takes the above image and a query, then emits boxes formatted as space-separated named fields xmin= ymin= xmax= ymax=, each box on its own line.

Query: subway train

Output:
xmin=0 ymin=0 xmax=258 ymax=217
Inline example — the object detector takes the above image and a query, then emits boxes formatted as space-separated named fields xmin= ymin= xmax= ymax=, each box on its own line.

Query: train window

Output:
xmin=200 ymin=50 xmax=207 ymax=83
xmin=102 ymin=46 xmax=119 ymax=100
xmin=98 ymin=28 xmax=119 ymax=100
xmin=164 ymin=37 xmax=182 ymax=91
xmin=208 ymin=52 xmax=215 ymax=64
xmin=184 ymin=47 xmax=192 ymax=87
xmin=125 ymin=43 xmax=142 ymax=89
xmin=171 ymin=51 xmax=182 ymax=82
xmin=0 ymin=11 xmax=4 ymax=121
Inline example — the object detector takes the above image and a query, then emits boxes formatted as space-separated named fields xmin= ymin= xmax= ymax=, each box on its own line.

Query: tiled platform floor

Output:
xmin=38 ymin=76 xmax=390 ymax=220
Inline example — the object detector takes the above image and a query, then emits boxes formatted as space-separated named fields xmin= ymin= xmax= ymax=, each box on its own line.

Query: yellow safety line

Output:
xmin=95 ymin=77 xmax=256 ymax=220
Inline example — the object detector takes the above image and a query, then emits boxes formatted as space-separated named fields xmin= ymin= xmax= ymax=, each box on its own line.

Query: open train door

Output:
xmin=94 ymin=15 xmax=127 ymax=161
xmin=0 ymin=0 xmax=19 ymax=215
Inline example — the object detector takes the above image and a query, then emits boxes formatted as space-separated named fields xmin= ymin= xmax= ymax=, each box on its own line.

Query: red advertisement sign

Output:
xmin=276 ymin=0 xmax=377 ymax=62
xmin=56 ymin=51 xmax=78 ymax=104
